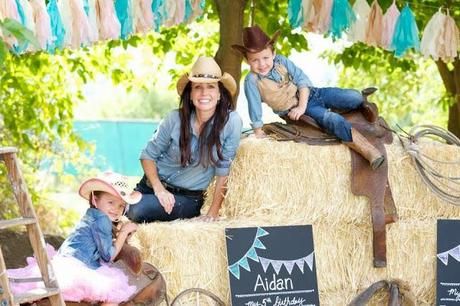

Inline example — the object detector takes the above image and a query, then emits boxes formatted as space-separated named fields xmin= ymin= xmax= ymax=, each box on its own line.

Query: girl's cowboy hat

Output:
xmin=231 ymin=25 xmax=280 ymax=54
xmin=176 ymin=56 xmax=237 ymax=98
xmin=79 ymin=171 xmax=141 ymax=204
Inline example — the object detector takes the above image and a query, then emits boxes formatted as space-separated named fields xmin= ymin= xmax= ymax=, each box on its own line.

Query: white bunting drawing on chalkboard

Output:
xmin=258 ymin=252 xmax=315 ymax=275
xmin=228 ymin=227 xmax=269 ymax=279
xmin=437 ymin=244 xmax=460 ymax=266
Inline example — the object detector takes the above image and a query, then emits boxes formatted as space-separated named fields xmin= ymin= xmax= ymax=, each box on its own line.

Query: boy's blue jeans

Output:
xmin=305 ymin=87 xmax=364 ymax=142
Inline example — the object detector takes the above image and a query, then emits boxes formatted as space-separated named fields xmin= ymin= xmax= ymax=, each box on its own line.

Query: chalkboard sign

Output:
xmin=437 ymin=219 xmax=460 ymax=305
xmin=225 ymin=225 xmax=319 ymax=306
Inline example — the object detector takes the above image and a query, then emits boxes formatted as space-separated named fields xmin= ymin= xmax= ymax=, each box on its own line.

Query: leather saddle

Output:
xmin=262 ymin=98 xmax=397 ymax=268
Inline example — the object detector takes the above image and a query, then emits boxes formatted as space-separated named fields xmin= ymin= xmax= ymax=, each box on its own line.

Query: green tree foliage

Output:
xmin=331 ymin=1 xmax=460 ymax=135
xmin=0 ymin=25 xmax=145 ymax=233
xmin=334 ymin=47 xmax=447 ymax=129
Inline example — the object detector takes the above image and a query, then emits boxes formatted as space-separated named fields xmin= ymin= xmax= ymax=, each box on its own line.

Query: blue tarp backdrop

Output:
xmin=74 ymin=120 xmax=159 ymax=176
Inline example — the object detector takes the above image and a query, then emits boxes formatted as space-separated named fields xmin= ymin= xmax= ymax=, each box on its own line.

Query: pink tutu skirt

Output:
xmin=7 ymin=245 xmax=136 ymax=303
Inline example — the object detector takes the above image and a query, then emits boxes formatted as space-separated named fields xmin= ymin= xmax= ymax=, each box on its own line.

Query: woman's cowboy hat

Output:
xmin=176 ymin=56 xmax=237 ymax=98
xmin=79 ymin=171 xmax=141 ymax=204
xmin=231 ymin=25 xmax=280 ymax=54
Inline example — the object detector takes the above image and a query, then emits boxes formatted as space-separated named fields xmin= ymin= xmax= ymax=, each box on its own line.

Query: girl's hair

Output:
xmin=178 ymin=81 xmax=234 ymax=167
xmin=88 ymin=190 xmax=105 ymax=207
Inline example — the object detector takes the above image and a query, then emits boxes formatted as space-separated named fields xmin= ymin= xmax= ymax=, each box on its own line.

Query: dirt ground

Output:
xmin=0 ymin=230 xmax=64 ymax=268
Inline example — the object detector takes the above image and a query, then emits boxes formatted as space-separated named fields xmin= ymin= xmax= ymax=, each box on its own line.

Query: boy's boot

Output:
xmin=115 ymin=243 xmax=143 ymax=275
xmin=344 ymin=128 xmax=385 ymax=170
xmin=361 ymin=87 xmax=378 ymax=123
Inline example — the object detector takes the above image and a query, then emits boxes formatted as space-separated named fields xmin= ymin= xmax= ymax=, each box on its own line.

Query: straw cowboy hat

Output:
xmin=79 ymin=171 xmax=141 ymax=204
xmin=176 ymin=56 xmax=237 ymax=98
xmin=231 ymin=25 xmax=281 ymax=54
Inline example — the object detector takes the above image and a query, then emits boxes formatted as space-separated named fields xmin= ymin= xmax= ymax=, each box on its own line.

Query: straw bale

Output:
xmin=132 ymin=218 xmax=438 ymax=305
xmin=202 ymin=137 xmax=460 ymax=223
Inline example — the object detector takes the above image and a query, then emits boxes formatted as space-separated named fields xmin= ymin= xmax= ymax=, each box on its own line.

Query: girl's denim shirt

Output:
xmin=59 ymin=208 xmax=115 ymax=269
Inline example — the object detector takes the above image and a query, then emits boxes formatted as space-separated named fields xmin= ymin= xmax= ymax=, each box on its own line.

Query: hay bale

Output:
xmin=132 ymin=219 xmax=436 ymax=305
xmin=203 ymin=138 xmax=460 ymax=223
xmin=132 ymin=137 xmax=460 ymax=305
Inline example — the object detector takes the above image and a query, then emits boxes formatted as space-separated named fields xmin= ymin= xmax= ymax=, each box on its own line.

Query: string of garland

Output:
xmin=0 ymin=0 xmax=205 ymax=53
xmin=288 ymin=0 xmax=459 ymax=63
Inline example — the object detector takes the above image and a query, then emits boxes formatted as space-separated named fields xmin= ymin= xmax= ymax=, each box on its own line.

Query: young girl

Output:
xmin=7 ymin=171 xmax=141 ymax=305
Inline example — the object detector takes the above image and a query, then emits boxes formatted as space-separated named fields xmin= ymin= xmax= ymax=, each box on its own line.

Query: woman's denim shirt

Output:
xmin=244 ymin=54 xmax=313 ymax=129
xmin=140 ymin=110 xmax=242 ymax=190
xmin=59 ymin=208 xmax=115 ymax=269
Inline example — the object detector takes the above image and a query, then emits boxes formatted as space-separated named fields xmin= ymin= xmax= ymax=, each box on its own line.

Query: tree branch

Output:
xmin=435 ymin=59 xmax=456 ymax=93
xmin=453 ymin=57 xmax=460 ymax=95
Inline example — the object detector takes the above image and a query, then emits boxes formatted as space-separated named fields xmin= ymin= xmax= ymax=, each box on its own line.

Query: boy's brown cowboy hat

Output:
xmin=231 ymin=25 xmax=281 ymax=54
xmin=176 ymin=56 xmax=237 ymax=99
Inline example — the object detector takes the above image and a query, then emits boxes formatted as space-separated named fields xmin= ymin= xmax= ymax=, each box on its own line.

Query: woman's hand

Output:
xmin=194 ymin=214 xmax=220 ymax=222
xmin=155 ymin=189 xmax=176 ymax=214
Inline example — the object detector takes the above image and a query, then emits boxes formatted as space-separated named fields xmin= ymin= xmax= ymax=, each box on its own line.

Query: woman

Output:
xmin=127 ymin=56 xmax=242 ymax=223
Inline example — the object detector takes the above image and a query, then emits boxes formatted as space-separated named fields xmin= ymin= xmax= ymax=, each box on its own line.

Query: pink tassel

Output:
xmin=164 ymin=0 xmax=176 ymax=27
xmin=314 ymin=0 xmax=332 ymax=34
xmin=420 ymin=10 xmax=445 ymax=61
xmin=0 ymin=0 xmax=21 ymax=47
xmin=58 ymin=0 xmax=73 ymax=47
xmin=133 ymin=0 xmax=154 ymax=33
xmin=349 ymin=0 xmax=371 ymax=43
xmin=191 ymin=0 xmax=203 ymax=20
xmin=1 ymin=0 xmax=21 ymax=20
xmin=95 ymin=0 xmax=121 ymax=40
xmin=174 ymin=0 xmax=185 ymax=25
xmin=381 ymin=1 xmax=400 ymax=49
xmin=69 ymin=0 xmax=92 ymax=48
xmin=440 ymin=12 xmax=459 ymax=63
xmin=365 ymin=0 xmax=383 ymax=47
xmin=29 ymin=0 xmax=52 ymax=50
xmin=86 ymin=0 xmax=99 ymax=42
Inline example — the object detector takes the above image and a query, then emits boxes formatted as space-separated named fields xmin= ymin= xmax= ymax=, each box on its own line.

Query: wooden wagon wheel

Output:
xmin=170 ymin=288 xmax=225 ymax=306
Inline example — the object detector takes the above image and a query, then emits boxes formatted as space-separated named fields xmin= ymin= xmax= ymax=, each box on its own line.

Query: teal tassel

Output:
xmin=184 ymin=0 xmax=193 ymax=22
xmin=329 ymin=0 xmax=356 ymax=40
xmin=47 ymin=0 xmax=66 ymax=51
xmin=15 ymin=0 xmax=26 ymax=25
xmin=115 ymin=0 xmax=134 ymax=39
xmin=83 ymin=0 xmax=90 ymax=15
xmin=152 ymin=0 xmax=166 ymax=31
xmin=288 ymin=0 xmax=303 ymax=28
xmin=390 ymin=4 xmax=420 ymax=57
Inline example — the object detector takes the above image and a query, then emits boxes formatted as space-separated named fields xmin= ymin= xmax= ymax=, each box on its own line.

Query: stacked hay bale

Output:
xmin=132 ymin=137 xmax=460 ymax=305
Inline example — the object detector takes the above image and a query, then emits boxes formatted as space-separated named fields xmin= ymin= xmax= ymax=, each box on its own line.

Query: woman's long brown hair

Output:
xmin=178 ymin=82 xmax=234 ymax=167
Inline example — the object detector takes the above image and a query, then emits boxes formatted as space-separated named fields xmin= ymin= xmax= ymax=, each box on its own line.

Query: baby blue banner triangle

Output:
xmin=253 ymin=238 xmax=266 ymax=250
xmin=228 ymin=263 xmax=241 ymax=279
xmin=256 ymin=227 xmax=269 ymax=237
xmin=246 ymin=247 xmax=259 ymax=262
xmin=239 ymin=257 xmax=251 ymax=271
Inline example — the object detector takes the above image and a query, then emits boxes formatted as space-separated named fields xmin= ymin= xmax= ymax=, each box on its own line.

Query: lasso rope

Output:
xmin=398 ymin=124 xmax=460 ymax=206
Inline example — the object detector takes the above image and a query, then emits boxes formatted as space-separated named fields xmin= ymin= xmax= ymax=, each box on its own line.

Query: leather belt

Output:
xmin=161 ymin=180 xmax=204 ymax=198
xmin=144 ymin=176 xmax=205 ymax=198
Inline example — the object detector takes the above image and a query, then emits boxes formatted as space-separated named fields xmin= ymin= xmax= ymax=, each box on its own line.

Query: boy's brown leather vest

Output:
xmin=256 ymin=64 xmax=299 ymax=111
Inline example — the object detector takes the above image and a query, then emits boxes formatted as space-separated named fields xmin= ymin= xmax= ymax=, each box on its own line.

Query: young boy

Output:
xmin=232 ymin=25 xmax=384 ymax=170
